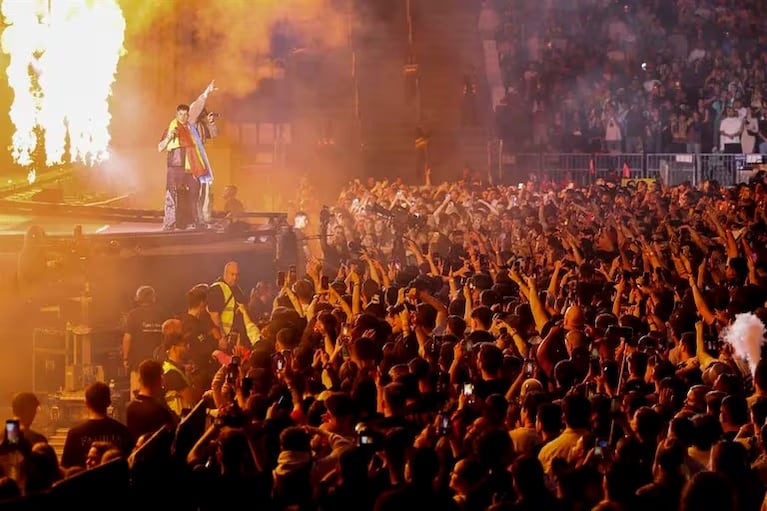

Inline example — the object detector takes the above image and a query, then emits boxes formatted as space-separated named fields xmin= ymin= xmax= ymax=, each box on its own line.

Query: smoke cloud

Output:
xmin=119 ymin=0 xmax=346 ymax=99
xmin=721 ymin=313 xmax=767 ymax=377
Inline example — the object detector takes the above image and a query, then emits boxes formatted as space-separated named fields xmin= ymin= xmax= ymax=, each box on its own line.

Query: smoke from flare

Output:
xmin=721 ymin=313 xmax=767 ymax=376
xmin=1 ymin=0 xmax=125 ymax=167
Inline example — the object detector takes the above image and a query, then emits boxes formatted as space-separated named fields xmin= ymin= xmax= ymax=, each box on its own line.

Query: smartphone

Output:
xmin=241 ymin=376 xmax=254 ymax=396
xmin=320 ymin=275 xmax=329 ymax=290
xmin=594 ymin=438 xmax=609 ymax=457
xmin=525 ymin=361 xmax=535 ymax=376
xmin=464 ymin=338 xmax=473 ymax=352
xmin=463 ymin=383 xmax=474 ymax=396
xmin=5 ymin=420 xmax=19 ymax=445
xmin=439 ymin=412 xmax=450 ymax=435
xmin=610 ymin=397 xmax=622 ymax=414
xmin=359 ymin=432 xmax=374 ymax=445
xmin=274 ymin=353 xmax=286 ymax=372
xmin=277 ymin=271 xmax=286 ymax=287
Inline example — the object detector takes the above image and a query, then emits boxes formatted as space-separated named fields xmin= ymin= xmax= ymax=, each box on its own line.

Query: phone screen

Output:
xmin=5 ymin=420 xmax=20 ymax=445
xmin=463 ymin=383 xmax=474 ymax=396
xmin=594 ymin=438 xmax=608 ymax=456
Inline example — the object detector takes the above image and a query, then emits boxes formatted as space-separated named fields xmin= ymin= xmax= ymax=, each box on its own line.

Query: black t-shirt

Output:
xmin=476 ymin=378 xmax=511 ymax=400
xmin=180 ymin=312 xmax=217 ymax=372
xmin=125 ymin=394 xmax=176 ymax=442
xmin=23 ymin=428 xmax=47 ymax=447
xmin=392 ymin=332 xmax=418 ymax=364
xmin=207 ymin=282 xmax=248 ymax=341
xmin=123 ymin=305 xmax=164 ymax=369
xmin=61 ymin=417 xmax=134 ymax=468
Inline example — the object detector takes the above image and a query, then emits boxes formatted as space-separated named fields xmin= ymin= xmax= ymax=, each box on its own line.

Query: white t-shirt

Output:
xmin=720 ymin=116 xmax=743 ymax=150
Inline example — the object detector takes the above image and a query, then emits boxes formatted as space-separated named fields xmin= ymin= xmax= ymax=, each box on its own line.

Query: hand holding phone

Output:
xmin=5 ymin=420 xmax=20 ymax=445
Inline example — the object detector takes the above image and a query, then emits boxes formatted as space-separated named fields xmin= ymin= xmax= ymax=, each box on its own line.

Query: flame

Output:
xmin=1 ymin=0 xmax=125 ymax=168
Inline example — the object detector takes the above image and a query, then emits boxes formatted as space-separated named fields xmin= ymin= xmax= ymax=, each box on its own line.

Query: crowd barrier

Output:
xmin=489 ymin=147 xmax=763 ymax=187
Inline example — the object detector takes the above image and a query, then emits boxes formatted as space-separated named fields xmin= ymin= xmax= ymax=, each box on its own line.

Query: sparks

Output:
xmin=1 ymin=0 xmax=126 ymax=168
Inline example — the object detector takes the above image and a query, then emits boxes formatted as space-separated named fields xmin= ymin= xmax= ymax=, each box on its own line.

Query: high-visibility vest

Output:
xmin=162 ymin=360 xmax=191 ymax=416
xmin=210 ymin=281 xmax=236 ymax=335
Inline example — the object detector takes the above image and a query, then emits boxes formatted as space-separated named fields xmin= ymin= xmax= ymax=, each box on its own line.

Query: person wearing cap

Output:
xmin=10 ymin=392 xmax=46 ymax=446
xmin=122 ymin=285 xmax=164 ymax=397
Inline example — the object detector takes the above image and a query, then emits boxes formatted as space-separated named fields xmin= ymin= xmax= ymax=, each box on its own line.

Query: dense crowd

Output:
xmin=1 ymin=168 xmax=767 ymax=511
xmin=492 ymin=0 xmax=767 ymax=155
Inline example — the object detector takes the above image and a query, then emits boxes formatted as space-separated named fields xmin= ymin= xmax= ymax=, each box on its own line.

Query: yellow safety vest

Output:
xmin=210 ymin=281 xmax=235 ymax=335
xmin=162 ymin=360 xmax=191 ymax=416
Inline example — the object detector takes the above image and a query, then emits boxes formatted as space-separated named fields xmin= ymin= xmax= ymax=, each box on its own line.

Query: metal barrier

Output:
xmin=494 ymin=150 xmax=762 ymax=186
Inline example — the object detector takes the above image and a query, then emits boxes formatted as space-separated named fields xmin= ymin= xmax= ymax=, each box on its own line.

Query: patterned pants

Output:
xmin=197 ymin=181 xmax=213 ymax=225
xmin=163 ymin=167 xmax=199 ymax=229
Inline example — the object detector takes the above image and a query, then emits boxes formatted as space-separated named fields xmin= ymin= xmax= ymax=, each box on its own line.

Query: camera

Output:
xmin=606 ymin=325 xmax=635 ymax=345
xmin=355 ymin=423 xmax=376 ymax=447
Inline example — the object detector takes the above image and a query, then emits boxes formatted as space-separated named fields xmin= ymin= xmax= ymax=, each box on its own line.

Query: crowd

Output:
xmin=1 ymin=168 xmax=767 ymax=511
xmin=492 ymin=0 xmax=767 ymax=155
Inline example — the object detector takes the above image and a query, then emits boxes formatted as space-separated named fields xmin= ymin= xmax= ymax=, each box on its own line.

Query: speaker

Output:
xmin=33 ymin=328 xmax=66 ymax=394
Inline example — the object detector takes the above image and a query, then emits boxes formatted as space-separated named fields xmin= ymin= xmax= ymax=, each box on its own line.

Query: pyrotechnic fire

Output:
xmin=1 ymin=0 xmax=125 ymax=168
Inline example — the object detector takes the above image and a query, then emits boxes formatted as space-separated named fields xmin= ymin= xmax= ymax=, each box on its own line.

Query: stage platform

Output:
xmin=0 ymin=196 xmax=289 ymax=253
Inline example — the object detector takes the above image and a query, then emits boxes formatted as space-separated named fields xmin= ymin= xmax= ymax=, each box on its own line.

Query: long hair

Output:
xmin=195 ymin=108 xmax=212 ymax=142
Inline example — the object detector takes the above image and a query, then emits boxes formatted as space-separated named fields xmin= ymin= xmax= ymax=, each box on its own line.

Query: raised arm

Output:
xmin=188 ymin=80 xmax=217 ymax=126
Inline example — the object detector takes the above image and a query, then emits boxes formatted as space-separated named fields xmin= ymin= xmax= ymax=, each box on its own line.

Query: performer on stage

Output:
xmin=157 ymin=80 xmax=217 ymax=231
xmin=193 ymin=108 xmax=218 ymax=226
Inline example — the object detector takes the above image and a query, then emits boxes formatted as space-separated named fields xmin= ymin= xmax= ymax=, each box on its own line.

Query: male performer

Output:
xmin=157 ymin=80 xmax=217 ymax=231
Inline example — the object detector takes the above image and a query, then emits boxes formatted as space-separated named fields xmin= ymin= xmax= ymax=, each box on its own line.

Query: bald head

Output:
xmin=564 ymin=305 xmax=585 ymax=331
xmin=162 ymin=318 xmax=182 ymax=336
xmin=223 ymin=261 xmax=240 ymax=286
